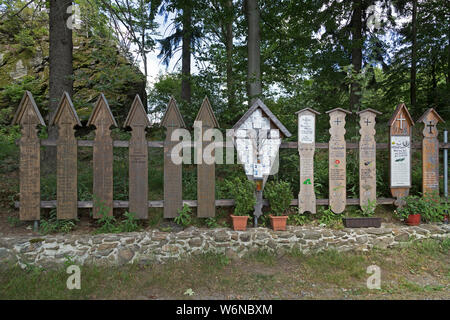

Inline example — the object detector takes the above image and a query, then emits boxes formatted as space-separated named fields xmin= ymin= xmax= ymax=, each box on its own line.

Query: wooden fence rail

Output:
xmin=12 ymin=91 xmax=447 ymax=221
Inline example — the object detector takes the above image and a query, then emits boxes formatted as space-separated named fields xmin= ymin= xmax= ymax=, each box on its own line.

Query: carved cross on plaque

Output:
xmin=357 ymin=108 xmax=382 ymax=209
xmin=195 ymin=97 xmax=219 ymax=218
xmin=326 ymin=108 xmax=352 ymax=214
xmin=124 ymin=95 xmax=151 ymax=220
xmin=426 ymin=121 xmax=435 ymax=134
xmin=161 ymin=97 xmax=186 ymax=218
xmin=397 ymin=116 xmax=406 ymax=130
xmin=296 ymin=108 xmax=320 ymax=214
xmin=50 ymin=92 xmax=81 ymax=220
xmin=87 ymin=94 xmax=118 ymax=218
xmin=388 ymin=103 xmax=414 ymax=207
xmin=418 ymin=108 xmax=445 ymax=195
xmin=12 ymin=91 xmax=46 ymax=221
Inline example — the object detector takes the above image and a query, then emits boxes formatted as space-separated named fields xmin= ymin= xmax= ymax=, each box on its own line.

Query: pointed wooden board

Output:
xmin=297 ymin=108 xmax=320 ymax=214
xmin=418 ymin=108 xmax=444 ymax=195
xmin=12 ymin=91 xmax=45 ymax=221
xmin=50 ymin=92 xmax=81 ymax=220
xmin=326 ymin=108 xmax=351 ymax=213
xmin=88 ymin=94 xmax=117 ymax=218
xmin=161 ymin=98 xmax=185 ymax=218
xmin=357 ymin=109 xmax=381 ymax=208
xmin=124 ymin=95 xmax=150 ymax=219
xmin=195 ymin=97 xmax=219 ymax=218
xmin=389 ymin=103 xmax=414 ymax=207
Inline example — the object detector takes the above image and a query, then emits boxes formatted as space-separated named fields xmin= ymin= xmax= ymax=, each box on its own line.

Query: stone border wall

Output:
xmin=0 ymin=224 xmax=448 ymax=268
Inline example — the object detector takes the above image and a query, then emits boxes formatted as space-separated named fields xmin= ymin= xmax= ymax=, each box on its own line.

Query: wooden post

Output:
xmin=357 ymin=108 xmax=381 ymax=208
xmin=195 ymin=96 xmax=219 ymax=218
xmin=49 ymin=92 xmax=81 ymax=220
xmin=296 ymin=108 xmax=320 ymax=214
xmin=388 ymin=103 xmax=414 ymax=207
xmin=123 ymin=95 xmax=151 ymax=219
xmin=12 ymin=91 xmax=46 ymax=221
xmin=326 ymin=108 xmax=352 ymax=214
xmin=161 ymin=97 xmax=186 ymax=218
xmin=87 ymin=94 xmax=117 ymax=218
xmin=418 ymin=108 xmax=445 ymax=195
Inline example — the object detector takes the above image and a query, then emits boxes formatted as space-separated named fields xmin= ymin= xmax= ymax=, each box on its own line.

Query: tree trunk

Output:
xmin=181 ymin=3 xmax=192 ymax=104
xmin=350 ymin=0 xmax=362 ymax=113
xmin=45 ymin=0 xmax=73 ymax=175
xmin=410 ymin=0 xmax=417 ymax=110
xmin=245 ymin=0 xmax=261 ymax=106
xmin=225 ymin=0 xmax=235 ymax=111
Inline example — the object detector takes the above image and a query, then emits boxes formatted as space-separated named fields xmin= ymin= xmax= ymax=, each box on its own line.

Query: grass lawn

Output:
xmin=0 ymin=238 xmax=448 ymax=300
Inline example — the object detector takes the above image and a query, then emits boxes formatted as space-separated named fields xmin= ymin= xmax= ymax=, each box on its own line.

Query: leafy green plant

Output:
xmin=174 ymin=204 xmax=192 ymax=227
xmin=393 ymin=195 xmax=421 ymax=221
xmin=94 ymin=196 xmax=119 ymax=234
xmin=420 ymin=192 xmax=446 ymax=223
xmin=318 ymin=207 xmax=341 ymax=227
xmin=289 ymin=212 xmax=310 ymax=225
xmin=39 ymin=209 xmax=77 ymax=235
xmin=7 ymin=216 xmax=21 ymax=227
xmin=119 ymin=211 xmax=140 ymax=232
xmin=264 ymin=180 xmax=294 ymax=216
xmin=359 ymin=199 xmax=377 ymax=217
xmin=205 ymin=217 xmax=219 ymax=228
xmin=225 ymin=177 xmax=256 ymax=216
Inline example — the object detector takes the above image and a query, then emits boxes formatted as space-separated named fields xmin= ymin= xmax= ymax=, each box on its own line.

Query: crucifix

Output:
xmin=397 ymin=116 xmax=406 ymax=129
xmin=334 ymin=118 xmax=342 ymax=126
xmin=427 ymin=121 xmax=434 ymax=134
xmin=365 ymin=118 xmax=371 ymax=126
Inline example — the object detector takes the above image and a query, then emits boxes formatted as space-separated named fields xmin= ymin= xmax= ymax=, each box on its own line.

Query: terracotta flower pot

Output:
xmin=269 ymin=215 xmax=288 ymax=231
xmin=230 ymin=215 xmax=249 ymax=231
xmin=406 ymin=214 xmax=421 ymax=226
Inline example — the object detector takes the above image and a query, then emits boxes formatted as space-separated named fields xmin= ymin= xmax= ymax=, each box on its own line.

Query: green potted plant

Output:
xmin=226 ymin=177 xmax=256 ymax=231
xmin=393 ymin=195 xmax=422 ymax=226
xmin=264 ymin=180 xmax=293 ymax=231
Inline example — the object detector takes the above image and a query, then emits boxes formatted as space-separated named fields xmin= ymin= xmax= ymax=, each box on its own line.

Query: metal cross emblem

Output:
xmin=365 ymin=118 xmax=371 ymax=126
xmin=334 ymin=118 xmax=342 ymax=125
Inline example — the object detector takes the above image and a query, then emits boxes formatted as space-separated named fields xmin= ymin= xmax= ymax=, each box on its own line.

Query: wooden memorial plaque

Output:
xmin=12 ymin=91 xmax=46 ymax=221
xmin=195 ymin=97 xmax=219 ymax=218
xmin=87 ymin=94 xmax=117 ymax=218
xmin=388 ymin=103 xmax=414 ymax=207
xmin=326 ymin=108 xmax=352 ymax=214
xmin=357 ymin=109 xmax=381 ymax=208
xmin=296 ymin=108 xmax=320 ymax=214
xmin=161 ymin=97 xmax=186 ymax=218
xmin=50 ymin=92 xmax=81 ymax=220
xmin=232 ymin=99 xmax=291 ymax=220
xmin=418 ymin=108 xmax=445 ymax=195
xmin=124 ymin=95 xmax=150 ymax=219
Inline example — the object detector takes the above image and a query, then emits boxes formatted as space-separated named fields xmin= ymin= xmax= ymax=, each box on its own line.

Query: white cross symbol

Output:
xmin=397 ymin=116 xmax=406 ymax=129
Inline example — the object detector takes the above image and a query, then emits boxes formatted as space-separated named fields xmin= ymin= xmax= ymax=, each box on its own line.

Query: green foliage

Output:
xmin=318 ymin=207 xmax=341 ymax=227
xmin=205 ymin=217 xmax=219 ymax=229
xmin=288 ymin=212 xmax=310 ymax=226
xmin=94 ymin=198 xmax=141 ymax=234
xmin=420 ymin=192 xmax=447 ymax=223
xmin=264 ymin=180 xmax=293 ymax=216
xmin=7 ymin=216 xmax=21 ymax=227
xmin=174 ymin=204 xmax=192 ymax=227
xmin=225 ymin=177 xmax=256 ymax=216
xmin=359 ymin=199 xmax=377 ymax=217
xmin=39 ymin=209 xmax=77 ymax=235
xmin=394 ymin=193 xmax=445 ymax=223
xmin=120 ymin=212 xmax=140 ymax=232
